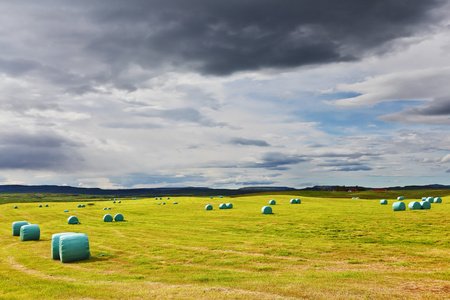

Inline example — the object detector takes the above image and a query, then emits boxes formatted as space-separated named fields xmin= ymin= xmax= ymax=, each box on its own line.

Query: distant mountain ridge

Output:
xmin=0 ymin=184 xmax=448 ymax=196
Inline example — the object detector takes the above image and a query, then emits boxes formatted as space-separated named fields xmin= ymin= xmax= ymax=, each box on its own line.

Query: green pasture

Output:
xmin=1 ymin=193 xmax=449 ymax=299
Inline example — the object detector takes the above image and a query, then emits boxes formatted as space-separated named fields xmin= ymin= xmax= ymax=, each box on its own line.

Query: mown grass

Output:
xmin=0 ymin=193 xmax=449 ymax=299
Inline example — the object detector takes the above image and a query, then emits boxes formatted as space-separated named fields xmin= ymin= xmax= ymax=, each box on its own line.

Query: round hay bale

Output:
xmin=38 ymin=205 xmax=42 ymax=207
xmin=162 ymin=202 xmax=166 ymax=205
xmin=173 ymin=202 xmax=178 ymax=204
xmin=397 ymin=196 xmax=404 ymax=201
xmin=59 ymin=233 xmax=90 ymax=263
xmin=269 ymin=200 xmax=276 ymax=205
xmin=392 ymin=201 xmax=406 ymax=211
xmin=51 ymin=232 xmax=76 ymax=260
xmin=426 ymin=197 xmax=434 ymax=203
xmin=64 ymin=210 xmax=69 ymax=212
xmin=290 ymin=199 xmax=296 ymax=204
xmin=219 ymin=203 xmax=227 ymax=209
xmin=296 ymin=198 xmax=301 ymax=204
xmin=226 ymin=203 xmax=233 ymax=209
xmin=408 ymin=201 xmax=421 ymax=210
xmin=45 ymin=204 xmax=49 ymax=207
xmin=420 ymin=201 xmax=431 ymax=210
xmin=261 ymin=206 xmax=272 ymax=214
xmin=113 ymin=201 xmax=116 ymax=203
xmin=67 ymin=216 xmax=79 ymax=225
xmin=12 ymin=221 xmax=29 ymax=236
xmin=118 ymin=201 xmax=121 ymax=203
xmin=14 ymin=206 xmax=18 ymax=209
xmin=114 ymin=213 xmax=124 ymax=222
xmin=380 ymin=199 xmax=388 ymax=205
xmin=20 ymin=224 xmax=40 ymax=241
xmin=77 ymin=204 xmax=82 ymax=208
xmin=103 ymin=207 xmax=107 ymax=210
xmin=157 ymin=203 xmax=161 ymax=205
xmin=434 ymin=197 xmax=442 ymax=203
xmin=205 ymin=204 xmax=213 ymax=210
xmin=422 ymin=197 xmax=427 ymax=201
xmin=107 ymin=207 xmax=111 ymax=210
xmin=103 ymin=214 xmax=113 ymax=222
xmin=81 ymin=204 xmax=85 ymax=208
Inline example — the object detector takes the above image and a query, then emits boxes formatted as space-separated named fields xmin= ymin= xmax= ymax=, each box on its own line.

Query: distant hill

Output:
xmin=0 ymin=185 xmax=296 ymax=196
xmin=0 ymin=184 xmax=448 ymax=196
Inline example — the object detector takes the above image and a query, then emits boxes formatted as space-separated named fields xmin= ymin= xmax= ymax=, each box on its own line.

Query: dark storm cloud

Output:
xmin=58 ymin=0 xmax=446 ymax=77
xmin=245 ymin=152 xmax=309 ymax=170
xmin=229 ymin=137 xmax=270 ymax=147
xmin=0 ymin=131 xmax=83 ymax=170
xmin=335 ymin=166 xmax=372 ymax=172
xmin=379 ymin=97 xmax=450 ymax=125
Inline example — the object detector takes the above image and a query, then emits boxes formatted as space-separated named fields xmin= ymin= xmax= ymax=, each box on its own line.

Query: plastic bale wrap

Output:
xmin=51 ymin=232 xmax=76 ymax=260
xmin=261 ymin=206 xmax=272 ymax=214
xmin=296 ymin=199 xmax=301 ymax=204
xmin=38 ymin=205 xmax=42 ymax=207
xmin=226 ymin=203 xmax=233 ymax=209
xmin=219 ymin=203 xmax=227 ymax=209
xmin=205 ymin=204 xmax=213 ymax=210
xmin=64 ymin=210 xmax=69 ymax=212
xmin=173 ymin=202 xmax=178 ymax=204
xmin=12 ymin=221 xmax=29 ymax=236
xmin=392 ymin=201 xmax=406 ymax=211
xmin=59 ymin=233 xmax=91 ymax=263
xmin=408 ymin=201 xmax=421 ymax=210
xmin=114 ymin=213 xmax=124 ymax=222
xmin=103 ymin=214 xmax=113 ymax=222
xmin=434 ymin=197 xmax=442 ymax=203
xmin=14 ymin=206 xmax=18 ymax=209
xmin=397 ymin=196 xmax=404 ymax=201
xmin=20 ymin=224 xmax=40 ymax=241
xmin=67 ymin=216 xmax=79 ymax=225
xmin=269 ymin=200 xmax=276 ymax=205
xmin=426 ymin=197 xmax=434 ymax=203
xmin=290 ymin=199 xmax=296 ymax=204
xmin=380 ymin=199 xmax=388 ymax=205
xmin=420 ymin=201 xmax=431 ymax=210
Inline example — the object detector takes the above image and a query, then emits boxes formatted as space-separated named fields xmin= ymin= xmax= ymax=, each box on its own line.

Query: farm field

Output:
xmin=1 ymin=193 xmax=449 ymax=299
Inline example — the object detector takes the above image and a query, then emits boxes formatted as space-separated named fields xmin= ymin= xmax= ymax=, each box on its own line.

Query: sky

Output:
xmin=0 ymin=0 xmax=449 ymax=189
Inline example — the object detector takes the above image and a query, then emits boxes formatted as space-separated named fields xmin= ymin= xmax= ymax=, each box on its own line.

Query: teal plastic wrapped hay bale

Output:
xmin=114 ymin=213 xmax=124 ymax=222
xmin=397 ymin=196 xmax=404 ymax=201
xmin=67 ymin=216 xmax=79 ymax=225
xmin=434 ymin=197 xmax=442 ymax=203
xmin=408 ymin=201 xmax=421 ymax=210
xmin=45 ymin=204 xmax=49 ymax=207
xmin=59 ymin=233 xmax=90 ymax=263
xmin=14 ymin=206 xmax=18 ymax=209
xmin=226 ymin=203 xmax=233 ymax=209
xmin=392 ymin=201 xmax=405 ymax=211
xmin=12 ymin=221 xmax=29 ymax=236
xmin=38 ymin=204 xmax=42 ymax=208
xmin=51 ymin=232 xmax=76 ymax=260
xmin=426 ymin=197 xmax=434 ymax=202
xmin=118 ymin=201 xmax=121 ymax=203
xmin=103 ymin=214 xmax=113 ymax=222
xmin=420 ymin=201 xmax=431 ymax=210
xmin=261 ymin=206 xmax=272 ymax=214
xmin=219 ymin=203 xmax=227 ymax=209
xmin=20 ymin=224 xmax=40 ymax=241
xmin=64 ymin=210 xmax=69 ymax=212
xmin=380 ymin=199 xmax=387 ymax=205
xmin=296 ymin=198 xmax=301 ymax=204
xmin=173 ymin=202 xmax=178 ymax=204
xmin=290 ymin=199 xmax=296 ymax=204
xmin=269 ymin=200 xmax=276 ymax=205
xmin=205 ymin=204 xmax=213 ymax=210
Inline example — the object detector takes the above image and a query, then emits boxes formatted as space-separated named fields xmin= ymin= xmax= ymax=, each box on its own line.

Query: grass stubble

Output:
xmin=0 ymin=193 xmax=449 ymax=299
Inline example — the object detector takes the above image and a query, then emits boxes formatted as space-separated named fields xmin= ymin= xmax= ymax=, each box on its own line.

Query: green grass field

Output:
xmin=1 ymin=193 xmax=449 ymax=299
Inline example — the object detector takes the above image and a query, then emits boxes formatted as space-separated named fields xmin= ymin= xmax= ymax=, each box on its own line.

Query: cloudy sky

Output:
xmin=1 ymin=0 xmax=449 ymax=189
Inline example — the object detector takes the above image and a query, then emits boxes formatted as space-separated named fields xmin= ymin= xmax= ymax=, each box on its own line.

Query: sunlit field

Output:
xmin=1 ymin=193 xmax=449 ymax=299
